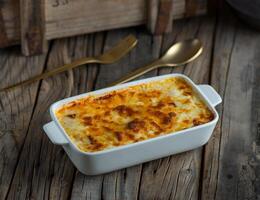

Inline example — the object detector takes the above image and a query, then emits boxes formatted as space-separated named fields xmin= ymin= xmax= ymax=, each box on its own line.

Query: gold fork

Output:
xmin=1 ymin=35 xmax=137 ymax=92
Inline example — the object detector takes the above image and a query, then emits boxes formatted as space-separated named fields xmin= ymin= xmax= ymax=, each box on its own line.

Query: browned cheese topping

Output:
xmin=56 ymin=77 xmax=214 ymax=152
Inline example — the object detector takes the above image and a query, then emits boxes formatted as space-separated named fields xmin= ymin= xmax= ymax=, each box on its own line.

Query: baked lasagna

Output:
xmin=56 ymin=77 xmax=214 ymax=152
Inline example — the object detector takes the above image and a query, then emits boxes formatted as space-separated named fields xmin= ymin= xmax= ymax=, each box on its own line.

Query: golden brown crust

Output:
xmin=56 ymin=77 xmax=214 ymax=152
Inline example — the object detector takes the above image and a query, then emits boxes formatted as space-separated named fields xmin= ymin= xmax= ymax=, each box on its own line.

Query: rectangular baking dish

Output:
xmin=43 ymin=74 xmax=222 ymax=175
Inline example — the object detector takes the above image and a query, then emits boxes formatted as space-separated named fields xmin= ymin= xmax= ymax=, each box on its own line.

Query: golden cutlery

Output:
xmin=1 ymin=35 xmax=138 ymax=92
xmin=110 ymin=38 xmax=203 ymax=86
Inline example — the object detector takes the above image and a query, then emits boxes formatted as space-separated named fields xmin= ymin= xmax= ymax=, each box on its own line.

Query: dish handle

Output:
xmin=197 ymin=85 xmax=222 ymax=107
xmin=43 ymin=121 xmax=69 ymax=145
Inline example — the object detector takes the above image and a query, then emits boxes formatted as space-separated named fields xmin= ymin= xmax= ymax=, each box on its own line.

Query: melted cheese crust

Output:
xmin=56 ymin=77 xmax=214 ymax=152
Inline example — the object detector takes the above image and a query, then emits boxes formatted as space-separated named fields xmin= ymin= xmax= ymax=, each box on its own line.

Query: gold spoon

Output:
xmin=0 ymin=35 xmax=138 ymax=92
xmin=109 ymin=38 xmax=203 ymax=86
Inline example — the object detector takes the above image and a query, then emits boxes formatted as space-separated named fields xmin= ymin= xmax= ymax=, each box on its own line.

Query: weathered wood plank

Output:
xmin=138 ymin=15 xmax=216 ymax=200
xmin=0 ymin=6 xmax=9 ymax=47
xmin=155 ymin=0 xmax=174 ymax=34
xmin=147 ymin=0 xmax=175 ymax=34
xmin=201 ymin=7 xmax=260 ymax=200
xmin=5 ymin=34 xmax=105 ymax=200
xmin=0 ymin=47 xmax=48 ymax=199
xmin=200 ymin=7 xmax=236 ymax=200
xmin=146 ymin=0 xmax=160 ymax=33
xmin=0 ymin=0 xmax=188 ymax=48
xmin=0 ymin=0 xmax=20 ymax=47
xmin=20 ymin=0 xmax=47 ymax=55
xmin=70 ymin=28 xmax=163 ymax=200
xmin=45 ymin=0 xmax=186 ymax=40
xmin=216 ymin=27 xmax=260 ymax=200
xmin=185 ymin=0 xmax=207 ymax=17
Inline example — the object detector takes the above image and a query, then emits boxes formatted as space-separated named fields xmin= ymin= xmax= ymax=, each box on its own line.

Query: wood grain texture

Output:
xmin=146 ymin=0 xmax=160 ymax=33
xmin=201 ymin=7 xmax=260 ymax=200
xmin=201 ymin=7 xmax=236 ymax=200
xmin=0 ymin=6 xmax=9 ymax=47
xmin=216 ymin=26 xmax=260 ymax=200
xmin=147 ymin=0 xmax=175 ymax=34
xmin=155 ymin=0 xmax=174 ymax=34
xmin=0 ymin=47 xmax=47 ymax=199
xmin=20 ymin=0 xmax=47 ymax=55
xmin=185 ymin=0 xmax=207 ymax=17
xmin=0 ymin=0 xmax=20 ymax=47
xmin=6 ymin=34 xmax=105 ymax=200
xmin=45 ymin=0 xmax=187 ymax=40
xmin=0 ymin=0 xmax=195 ymax=49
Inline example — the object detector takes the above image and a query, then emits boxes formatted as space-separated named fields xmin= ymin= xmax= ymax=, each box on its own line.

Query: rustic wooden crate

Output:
xmin=0 ymin=0 xmax=207 ymax=56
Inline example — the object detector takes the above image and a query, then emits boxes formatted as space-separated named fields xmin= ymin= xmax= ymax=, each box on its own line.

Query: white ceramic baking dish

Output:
xmin=43 ymin=74 xmax=222 ymax=175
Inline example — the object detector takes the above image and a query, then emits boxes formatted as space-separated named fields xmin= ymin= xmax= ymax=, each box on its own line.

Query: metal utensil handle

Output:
xmin=0 ymin=34 xmax=138 ymax=92
xmin=1 ymin=58 xmax=98 ymax=92
xmin=109 ymin=61 xmax=161 ymax=86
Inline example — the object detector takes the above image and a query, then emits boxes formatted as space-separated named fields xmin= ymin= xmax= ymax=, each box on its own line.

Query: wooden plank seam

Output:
xmin=0 ymin=0 xmax=208 ymax=52
xmin=0 ymin=7 xmax=9 ymax=47
xmin=147 ymin=0 xmax=174 ymax=35
xmin=20 ymin=0 xmax=47 ymax=56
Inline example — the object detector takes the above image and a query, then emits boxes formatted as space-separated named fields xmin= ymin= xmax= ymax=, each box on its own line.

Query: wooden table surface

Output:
xmin=0 ymin=6 xmax=259 ymax=200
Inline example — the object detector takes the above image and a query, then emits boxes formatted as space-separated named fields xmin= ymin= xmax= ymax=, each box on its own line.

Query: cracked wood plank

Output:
xmin=5 ymin=33 xmax=105 ymax=200
xmin=0 ymin=48 xmax=48 ymax=199
xmin=201 ymin=6 xmax=260 ymax=200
